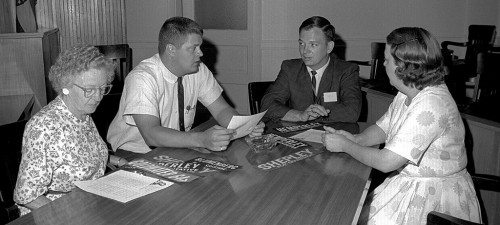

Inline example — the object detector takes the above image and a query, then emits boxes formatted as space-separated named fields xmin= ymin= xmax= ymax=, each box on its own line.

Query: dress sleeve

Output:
xmin=13 ymin=118 xmax=53 ymax=205
xmin=383 ymin=94 xmax=447 ymax=165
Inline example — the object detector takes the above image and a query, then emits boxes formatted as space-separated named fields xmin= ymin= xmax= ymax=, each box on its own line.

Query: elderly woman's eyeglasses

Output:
xmin=73 ymin=84 xmax=113 ymax=98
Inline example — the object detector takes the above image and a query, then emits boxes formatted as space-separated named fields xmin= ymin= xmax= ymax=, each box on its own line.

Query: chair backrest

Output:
xmin=248 ymin=81 xmax=273 ymax=115
xmin=426 ymin=174 xmax=500 ymax=225
xmin=91 ymin=93 xmax=121 ymax=144
xmin=467 ymin=25 xmax=497 ymax=48
xmin=369 ymin=42 xmax=387 ymax=81
xmin=95 ymin=44 xmax=133 ymax=93
xmin=348 ymin=42 xmax=387 ymax=81
xmin=472 ymin=51 xmax=500 ymax=103
xmin=464 ymin=25 xmax=497 ymax=65
xmin=0 ymin=120 xmax=28 ymax=223
xmin=427 ymin=211 xmax=480 ymax=225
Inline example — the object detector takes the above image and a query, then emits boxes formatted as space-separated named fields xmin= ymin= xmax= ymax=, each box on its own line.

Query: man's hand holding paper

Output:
xmin=227 ymin=111 xmax=267 ymax=140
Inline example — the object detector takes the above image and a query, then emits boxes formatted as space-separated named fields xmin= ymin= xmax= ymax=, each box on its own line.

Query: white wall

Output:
xmin=124 ymin=0 xmax=500 ymax=112
xmin=260 ymin=0 xmax=500 ymax=80
xmin=125 ymin=0 xmax=182 ymax=67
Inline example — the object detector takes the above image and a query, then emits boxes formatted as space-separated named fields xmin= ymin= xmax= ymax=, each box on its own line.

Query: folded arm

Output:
xmin=133 ymin=95 xmax=263 ymax=151
xmin=132 ymin=112 xmax=235 ymax=151
xmin=323 ymin=126 xmax=407 ymax=173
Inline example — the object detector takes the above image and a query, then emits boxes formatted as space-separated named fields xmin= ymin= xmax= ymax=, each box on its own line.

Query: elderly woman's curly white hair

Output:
xmin=48 ymin=45 xmax=116 ymax=95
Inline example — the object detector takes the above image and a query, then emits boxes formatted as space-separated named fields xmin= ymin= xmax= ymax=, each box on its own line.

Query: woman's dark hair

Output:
xmin=387 ymin=27 xmax=445 ymax=90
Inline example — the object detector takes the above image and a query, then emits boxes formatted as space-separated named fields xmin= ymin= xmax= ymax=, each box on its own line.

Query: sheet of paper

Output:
xmin=227 ymin=110 xmax=267 ymax=140
xmin=74 ymin=170 xmax=173 ymax=203
xmin=290 ymin=129 xmax=325 ymax=144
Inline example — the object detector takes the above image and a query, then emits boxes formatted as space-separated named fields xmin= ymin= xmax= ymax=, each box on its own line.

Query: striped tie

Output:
xmin=177 ymin=76 xmax=185 ymax=131
xmin=311 ymin=70 xmax=317 ymax=96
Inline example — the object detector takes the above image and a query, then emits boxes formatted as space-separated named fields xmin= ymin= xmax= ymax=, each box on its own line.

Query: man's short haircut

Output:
xmin=158 ymin=16 xmax=203 ymax=55
xmin=299 ymin=16 xmax=335 ymax=42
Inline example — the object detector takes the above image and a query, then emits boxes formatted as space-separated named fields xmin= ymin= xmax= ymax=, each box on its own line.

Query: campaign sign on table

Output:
xmin=274 ymin=122 xmax=323 ymax=133
xmin=185 ymin=157 xmax=241 ymax=171
xmin=247 ymin=134 xmax=325 ymax=171
xmin=121 ymin=158 xmax=200 ymax=183
xmin=123 ymin=153 xmax=243 ymax=182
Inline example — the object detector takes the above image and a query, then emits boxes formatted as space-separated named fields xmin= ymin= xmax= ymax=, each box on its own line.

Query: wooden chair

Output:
xmin=427 ymin=174 xmax=500 ymax=225
xmin=441 ymin=25 xmax=496 ymax=72
xmin=441 ymin=25 xmax=496 ymax=103
xmin=95 ymin=44 xmax=133 ymax=93
xmin=91 ymin=93 xmax=122 ymax=144
xmin=472 ymin=51 xmax=500 ymax=104
xmin=348 ymin=42 xmax=387 ymax=81
xmin=427 ymin=211 xmax=480 ymax=225
xmin=0 ymin=120 xmax=28 ymax=224
xmin=248 ymin=81 xmax=273 ymax=114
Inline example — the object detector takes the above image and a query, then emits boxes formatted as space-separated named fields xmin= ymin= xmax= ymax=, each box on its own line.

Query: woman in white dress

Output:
xmin=322 ymin=27 xmax=482 ymax=225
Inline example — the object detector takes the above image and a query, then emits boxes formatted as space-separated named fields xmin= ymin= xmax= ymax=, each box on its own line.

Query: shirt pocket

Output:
xmin=184 ymin=103 xmax=197 ymax=130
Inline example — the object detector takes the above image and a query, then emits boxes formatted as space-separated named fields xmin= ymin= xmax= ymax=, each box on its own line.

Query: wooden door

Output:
xmin=182 ymin=0 xmax=261 ymax=114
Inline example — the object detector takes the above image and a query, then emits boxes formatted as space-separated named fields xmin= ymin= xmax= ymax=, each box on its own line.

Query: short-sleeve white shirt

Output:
xmin=107 ymin=54 xmax=222 ymax=153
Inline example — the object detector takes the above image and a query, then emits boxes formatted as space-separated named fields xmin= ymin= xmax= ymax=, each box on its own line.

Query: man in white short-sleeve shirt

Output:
xmin=107 ymin=17 xmax=264 ymax=156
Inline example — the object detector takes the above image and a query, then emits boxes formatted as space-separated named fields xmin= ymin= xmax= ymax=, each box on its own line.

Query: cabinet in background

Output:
xmin=0 ymin=28 xmax=60 ymax=125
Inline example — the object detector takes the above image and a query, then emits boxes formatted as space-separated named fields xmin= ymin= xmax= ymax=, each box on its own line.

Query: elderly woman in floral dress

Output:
xmin=14 ymin=45 xmax=127 ymax=215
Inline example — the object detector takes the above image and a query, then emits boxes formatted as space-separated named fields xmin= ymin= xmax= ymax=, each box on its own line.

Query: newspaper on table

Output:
xmin=289 ymin=129 xmax=325 ymax=144
xmin=74 ymin=170 xmax=173 ymax=203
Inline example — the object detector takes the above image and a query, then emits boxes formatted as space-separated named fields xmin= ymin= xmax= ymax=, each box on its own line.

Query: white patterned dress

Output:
xmin=359 ymin=84 xmax=482 ymax=225
xmin=14 ymin=96 xmax=108 ymax=215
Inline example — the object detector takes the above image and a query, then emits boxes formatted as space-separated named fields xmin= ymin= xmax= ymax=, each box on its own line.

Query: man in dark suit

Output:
xmin=261 ymin=16 xmax=361 ymax=123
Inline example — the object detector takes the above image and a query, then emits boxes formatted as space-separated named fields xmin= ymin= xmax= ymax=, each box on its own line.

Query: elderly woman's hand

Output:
xmin=322 ymin=128 xmax=355 ymax=153
xmin=110 ymin=155 xmax=128 ymax=167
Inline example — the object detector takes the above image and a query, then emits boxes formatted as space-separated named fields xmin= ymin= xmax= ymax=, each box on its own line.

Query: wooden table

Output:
xmin=9 ymin=121 xmax=371 ymax=225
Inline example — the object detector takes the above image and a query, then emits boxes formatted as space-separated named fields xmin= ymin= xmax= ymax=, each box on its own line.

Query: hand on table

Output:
xmin=299 ymin=104 xmax=330 ymax=121
xmin=110 ymin=155 xmax=129 ymax=167
xmin=248 ymin=121 xmax=265 ymax=137
xmin=201 ymin=125 xmax=235 ymax=151
xmin=322 ymin=126 xmax=355 ymax=153
xmin=324 ymin=126 xmax=356 ymax=142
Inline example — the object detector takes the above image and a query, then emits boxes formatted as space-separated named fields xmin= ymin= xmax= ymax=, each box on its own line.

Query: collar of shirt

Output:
xmin=307 ymin=56 xmax=330 ymax=92
xmin=155 ymin=54 xmax=181 ymax=84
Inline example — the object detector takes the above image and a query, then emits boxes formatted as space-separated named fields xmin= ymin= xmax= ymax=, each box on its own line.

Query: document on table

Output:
xmin=290 ymin=129 xmax=325 ymax=144
xmin=74 ymin=170 xmax=173 ymax=203
xmin=227 ymin=110 xmax=267 ymax=140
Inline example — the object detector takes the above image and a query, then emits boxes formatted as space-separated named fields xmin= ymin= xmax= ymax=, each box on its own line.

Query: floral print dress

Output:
xmin=14 ymin=96 xmax=108 ymax=215
xmin=359 ymin=85 xmax=482 ymax=225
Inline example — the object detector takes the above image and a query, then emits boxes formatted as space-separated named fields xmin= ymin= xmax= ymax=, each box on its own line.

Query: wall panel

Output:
xmin=36 ymin=0 xmax=126 ymax=50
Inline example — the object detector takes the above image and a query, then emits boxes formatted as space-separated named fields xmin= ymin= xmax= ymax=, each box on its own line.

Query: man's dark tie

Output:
xmin=311 ymin=70 xmax=317 ymax=99
xmin=177 ymin=76 xmax=185 ymax=131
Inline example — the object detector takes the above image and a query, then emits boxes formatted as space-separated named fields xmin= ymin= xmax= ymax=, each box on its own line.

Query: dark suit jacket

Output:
xmin=261 ymin=55 xmax=362 ymax=123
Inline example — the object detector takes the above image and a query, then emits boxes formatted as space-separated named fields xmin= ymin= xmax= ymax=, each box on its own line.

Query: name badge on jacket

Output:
xmin=323 ymin=92 xmax=337 ymax=102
